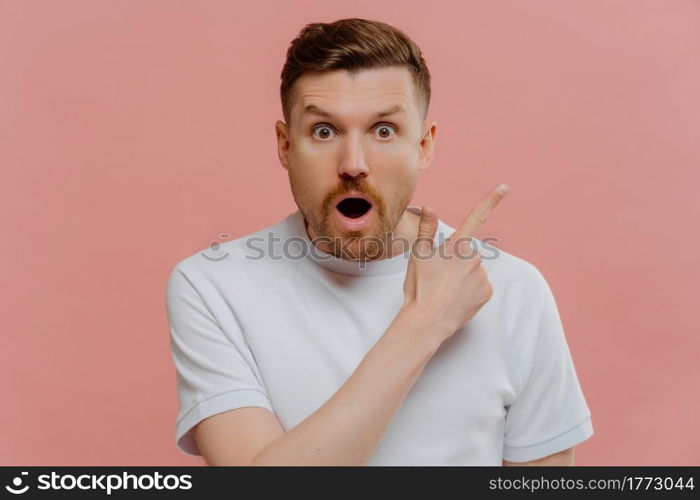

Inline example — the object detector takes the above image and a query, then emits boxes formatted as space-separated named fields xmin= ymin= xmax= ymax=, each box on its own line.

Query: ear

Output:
xmin=275 ymin=120 xmax=290 ymax=171
xmin=418 ymin=121 xmax=436 ymax=171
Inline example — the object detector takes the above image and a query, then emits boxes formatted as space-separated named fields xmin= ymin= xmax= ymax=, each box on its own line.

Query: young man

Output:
xmin=166 ymin=18 xmax=593 ymax=466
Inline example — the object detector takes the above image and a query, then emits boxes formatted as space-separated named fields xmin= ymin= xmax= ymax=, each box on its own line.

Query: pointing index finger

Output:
xmin=450 ymin=183 xmax=509 ymax=242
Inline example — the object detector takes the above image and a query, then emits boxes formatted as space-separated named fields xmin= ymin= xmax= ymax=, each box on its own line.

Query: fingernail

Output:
xmin=497 ymin=183 xmax=509 ymax=195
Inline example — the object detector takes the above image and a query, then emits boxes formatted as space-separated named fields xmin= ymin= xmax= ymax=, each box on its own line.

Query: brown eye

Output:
xmin=375 ymin=124 xmax=396 ymax=139
xmin=312 ymin=125 xmax=335 ymax=140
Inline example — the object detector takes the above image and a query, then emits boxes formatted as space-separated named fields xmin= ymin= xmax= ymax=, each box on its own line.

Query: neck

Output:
xmin=387 ymin=208 xmax=421 ymax=258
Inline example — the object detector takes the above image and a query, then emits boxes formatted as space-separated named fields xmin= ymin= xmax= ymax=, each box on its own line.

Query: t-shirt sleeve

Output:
xmin=166 ymin=264 xmax=274 ymax=457
xmin=502 ymin=269 xmax=593 ymax=463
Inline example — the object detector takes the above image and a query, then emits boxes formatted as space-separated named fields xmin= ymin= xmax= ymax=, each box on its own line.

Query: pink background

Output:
xmin=2 ymin=0 xmax=698 ymax=465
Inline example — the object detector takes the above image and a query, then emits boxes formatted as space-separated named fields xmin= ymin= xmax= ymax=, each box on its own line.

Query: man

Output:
xmin=166 ymin=18 xmax=593 ymax=466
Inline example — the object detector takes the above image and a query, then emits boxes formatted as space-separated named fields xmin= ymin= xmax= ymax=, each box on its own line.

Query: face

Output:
xmin=275 ymin=65 xmax=436 ymax=261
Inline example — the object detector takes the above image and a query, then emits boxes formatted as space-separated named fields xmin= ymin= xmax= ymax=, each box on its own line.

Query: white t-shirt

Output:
xmin=166 ymin=206 xmax=593 ymax=465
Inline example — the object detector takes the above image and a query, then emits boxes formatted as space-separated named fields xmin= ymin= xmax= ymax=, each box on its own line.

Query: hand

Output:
xmin=401 ymin=183 xmax=509 ymax=343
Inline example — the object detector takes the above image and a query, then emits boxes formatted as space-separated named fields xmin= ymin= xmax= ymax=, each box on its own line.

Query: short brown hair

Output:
xmin=280 ymin=18 xmax=431 ymax=125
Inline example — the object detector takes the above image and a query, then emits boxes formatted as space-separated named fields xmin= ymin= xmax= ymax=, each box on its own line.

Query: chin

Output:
xmin=327 ymin=225 xmax=387 ymax=261
xmin=335 ymin=238 xmax=385 ymax=261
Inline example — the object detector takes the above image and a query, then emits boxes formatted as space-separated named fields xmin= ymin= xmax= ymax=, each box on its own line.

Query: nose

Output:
xmin=337 ymin=131 xmax=370 ymax=178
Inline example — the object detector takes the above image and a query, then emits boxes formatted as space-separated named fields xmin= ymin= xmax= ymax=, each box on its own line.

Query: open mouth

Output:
xmin=336 ymin=197 xmax=373 ymax=219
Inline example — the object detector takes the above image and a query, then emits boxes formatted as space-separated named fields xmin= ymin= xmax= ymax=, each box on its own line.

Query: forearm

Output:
xmin=250 ymin=307 xmax=444 ymax=465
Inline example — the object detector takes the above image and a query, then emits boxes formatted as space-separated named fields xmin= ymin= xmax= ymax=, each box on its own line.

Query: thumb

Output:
xmin=414 ymin=205 xmax=438 ymax=258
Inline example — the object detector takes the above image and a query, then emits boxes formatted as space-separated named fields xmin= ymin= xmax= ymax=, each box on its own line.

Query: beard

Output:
xmin=301 ymin=176 xmax=414 ymax=262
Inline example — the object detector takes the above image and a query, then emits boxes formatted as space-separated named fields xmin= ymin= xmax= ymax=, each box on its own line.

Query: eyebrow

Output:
xmin=302 ymin=104 xmax=405 ymax=119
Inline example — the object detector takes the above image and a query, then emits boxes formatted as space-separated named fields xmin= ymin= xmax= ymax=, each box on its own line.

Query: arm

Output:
xmin=502 ymin=447 xmax=575 ymax=466
xmin=249 ymin=307 xmax=444 ymax=465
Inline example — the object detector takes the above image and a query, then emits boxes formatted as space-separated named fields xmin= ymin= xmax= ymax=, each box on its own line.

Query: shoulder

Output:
xmin=166 ymin=213 xmax=301 ymax=308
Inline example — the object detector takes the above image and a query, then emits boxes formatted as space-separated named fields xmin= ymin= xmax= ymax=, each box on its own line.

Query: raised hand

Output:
xmin=401 ymin=183 xmax=509 ymax=343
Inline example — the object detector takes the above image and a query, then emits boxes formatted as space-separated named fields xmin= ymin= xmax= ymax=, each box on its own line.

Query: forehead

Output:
xmin=291 ymin=66 xmax=418 ymax=119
